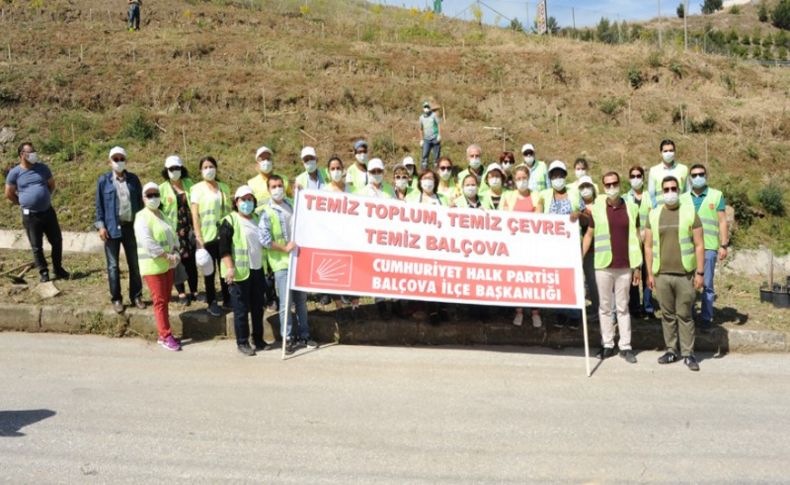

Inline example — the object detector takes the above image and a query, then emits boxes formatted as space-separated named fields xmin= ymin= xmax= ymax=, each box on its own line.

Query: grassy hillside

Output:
xmin=0 ymin=0 xmax=788 ymax=252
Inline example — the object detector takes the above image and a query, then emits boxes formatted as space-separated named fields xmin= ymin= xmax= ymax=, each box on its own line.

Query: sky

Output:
xmin=371 ymin=0 xmax=702 ymax=28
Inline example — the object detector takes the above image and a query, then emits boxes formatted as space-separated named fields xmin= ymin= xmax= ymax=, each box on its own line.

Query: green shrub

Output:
xmin=772 ymin=0 xmax=790 ymax=30
xmin=627 ymin=67 xmax=644 ymax=89
xmin=758 ymin=1 xmax=769 ymax=22
xmin=723 ymin=184 xmax=754 ymax=228
xmin=757 ymin=184 xmax=785 ymax=216
xmin=598 ymin=96 xmax=626 ymax=118
xmin=119 ymin=110 xmax=157 ymax=143
xmin=647 ymin=51 xmax=662 ymax=68
xmin=729 ymin=5 xmax=740 ymax=14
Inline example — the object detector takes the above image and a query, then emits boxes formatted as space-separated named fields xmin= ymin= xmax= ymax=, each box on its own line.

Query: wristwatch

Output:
xmin=696 ymin=271 xmax=704 ymax=276
xmin=720 ymin=243 xmax=729 ymax=249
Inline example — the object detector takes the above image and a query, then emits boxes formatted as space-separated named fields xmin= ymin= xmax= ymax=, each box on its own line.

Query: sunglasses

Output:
xmin=111 ymin=157 xmax=126 ymax=163
xmin=145 ymin=193 xmax=160 ymax=199
xmin=395 ymin=175 xmax=409 ymax=180
xmin=690 ymin=173 xmax=705 ymax=178
xmin=438 ymin=166 xmax=452 ymax=171
xmin=369 ymin=170 xmax=384 ymax=175
xmin=630 ymin=174 xmax=643 ymax=179
xmin=662 ymin=187 xmax=679 ymax=193
xmin=167 ymin=166 xmax=181 ymax=172
xmin=603 ymin=182 xmax=619 ymax=188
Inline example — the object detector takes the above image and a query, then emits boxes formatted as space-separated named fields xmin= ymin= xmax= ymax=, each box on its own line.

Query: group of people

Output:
xmin=4 ymin=123 xmax=729 ymax=370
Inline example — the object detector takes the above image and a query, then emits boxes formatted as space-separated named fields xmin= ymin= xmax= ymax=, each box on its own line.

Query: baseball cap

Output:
xmin=164 ymin=155 xmax=183 ymax=168
xmin=367 ymin=158 xmax=385 ymax=171
xmin=109 ymin=146 xmax=127 ymax=160
xmin=255 ymin=146 xmax=272 ymax=159
xmin=300 ymin=146 xmax=317 ymax=160
xmin=521 ymin=143 xmax=535 ymax=154
xmin=548 ymin=160 xmax=567 ymax=174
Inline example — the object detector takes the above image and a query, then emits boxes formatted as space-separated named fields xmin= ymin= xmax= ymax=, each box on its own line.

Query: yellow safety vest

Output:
xmin=481 ymin=190 xmax=512 ymax=210
xmin=345 ymin=164 xmax=368 ymax=194
xmin=159 ymin=178 xmax=194 ymax=231
xmin=528 ymin=161 xmax=549 ymax=192
xmin=135 ymin=209 xmax=175 ymax=277
xmin=649 ymin=162 xmax=689 ymax=206
xmin=437 ymin=178 xmax=459 ymax=200
xmin=624 ymin=189 xmax=651 ymax=229
xmin=295 ymin=168 xmax=329 ymax=191
xmin=260 ymin=205 xmax=290 ymax=273
xmin=219 ymin=211 xmax=263 ymax=282
xmin=404 ymin=191 xmax=449 ymax=206
xmin=682 ymin=188 xmax=722 ymax=250
xmin=191 ymin=181 xmax=230 ymax=243
xmin=649 ymin=203 xmax=697 ymax=274
xmin=248 ymin=172 xmax=291 ymax=204
xmin=591 ymin=198 xmax=643 ymax=270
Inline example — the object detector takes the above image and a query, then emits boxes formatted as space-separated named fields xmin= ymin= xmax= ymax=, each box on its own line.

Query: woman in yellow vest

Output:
xmin=159 ymin=155 xmax=197 ymax=306
xmin=436 ymin=156 xmax=459 ymax=201
xmin=624 ymin=165 xmax=655 ymax=319
xmin=405 ymin=170 xmax=449 ymax=206
xmin=393 ymin=164 xmax=414 ymax=201
xmin=134 ymin=182 xmax=182 ymax=351
xmin=577 ymin=175 xmax=601 ymax=322
xmin=247 ymin=146 xmax=291 ymax=204
xmin=189 ymin=156 xmax=231 ymax=317
xmin=480 ymin=163 xmax=511 ymax=210
xmin=345 ymin=140 xmax=369 ymax=194
xmin=452 ymin=174 xmax=483 ymax=209
xmin=219 ymin=185 xmax=267 ymax=356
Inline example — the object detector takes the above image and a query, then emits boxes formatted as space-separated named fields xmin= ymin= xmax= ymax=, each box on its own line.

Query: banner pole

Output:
xmin=581 ymin=279 xmax=591 ymax=376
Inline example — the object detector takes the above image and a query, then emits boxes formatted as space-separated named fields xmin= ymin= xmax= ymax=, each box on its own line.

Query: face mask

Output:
xmin=488 ymin=177 xmax=502 ymax=189
xmin=439 ymin=169 xmax=452 ymax=181
xmin=580 ymin=187 xmax=594 ymax=200
xmin=168 ymin=169 xmax=181 ymax=181
xmin=463 ymin=185 xmax=478 ymax=198
xmin=370 ymin=173 xmax=383 ymax=185
xmin=502 ymin=163 xmax=513 ymax=173
xmin=145 ymin=197 xmax=161 ymax=210
xmin=420 ymin=179 xmax=435 ymax=193
xmin=630 ymin=178 xmax=643 ymax=190
xmin=663 ymin=191 xmax=679 ymax=206
xmin=355 ymin=154 xmax=368 ymax=164
xmin=270 ymin=187 xmax=285 ymax=201
xmin=111 ymin=161 xmax=126 ymax=173
xmin=551 ymin=178 xmax=566 ymax=191
xmin=524 ymin=156 xmax=535 ymax=166
xmin=202 ymin=168 xmax=216 ymax=181
xmin=26 ymin=152 xmax=39 ymax=164
xmin=468 ymin=157 xmax=482 ymax=169
xmin=691 ymin=176 xmax=707 ymax=189
xmin=575 ymin=169 xmax=586 ymax=179
xmin=259 ymin=160 xmax=273 ymax=174
xmin=605 ymin=186 xmax=620 ymax=199
xmin=515 ymin=179 xmax=530 ymax=192
xmin=304 ymin=161 xmax=317 ymax=173
xmin=395 ymin=179 xmax=409 ymax=191
xmin=238 ymin=200 xmax=255 ymax=216
xmin=406 ymin=166 xmax=415 ymax=176
xmin=330 ymin=169 xmax=344 ymax=182
xmin=662 ymin=151 xmax=675 ymax=163
xmin=423 ymin=107 xmax=431 ymax=114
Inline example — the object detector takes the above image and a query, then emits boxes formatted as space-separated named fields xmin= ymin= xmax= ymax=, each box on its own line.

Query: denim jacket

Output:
xmin=95 ymin=171 xmax=143 ymax=239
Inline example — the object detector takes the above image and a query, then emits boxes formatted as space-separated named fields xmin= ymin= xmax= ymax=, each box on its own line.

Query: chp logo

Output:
xmin=309 ymin=251 xmax=353 ymax=288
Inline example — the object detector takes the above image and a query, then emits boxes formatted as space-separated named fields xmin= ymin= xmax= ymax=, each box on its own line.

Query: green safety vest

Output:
xmin=540 ymin=187 xmax=581 ymax=214
xmin=480 ymin=190 xmax=512 ymax=210
xmin=260 ymin=205 xmax=291 ymax=273
xmin=248 ymin=172 xmax=291 ymax=204
xmin=295 ymin=168 xmax=329 ymax=191
xmin=135 ymin=208 xmax=175 ymax=277
xmin=191 ymin=181 xmax=230 ymax=243
xmin=649 ymin=162 xmax=688 ymax=206
xmin=624 ymin=189 xmax=651 ymax=229
xmin=591 ymin=198 xmax=643 ymax=270
xmin=649 ymin=203 xmax=697 ymax=274
xmin=159 ymin=178 xmax=194 ymax=231
xmin=681 ymin=188 xmax=722 ymax=250
xmin=219 ymin=211 xmax=263 ymax=283
xmin=345 ymin=164 xmax=368 ymax=194
xmin=528 ymin=161 xmax=549 ymax=192
xmin=404 ymin=190 xmax=449 ymax=206
xmin=453 ymin=195 xmax=481 ymax=208
xmin=437 ymin=177 xmax=459 ymax=200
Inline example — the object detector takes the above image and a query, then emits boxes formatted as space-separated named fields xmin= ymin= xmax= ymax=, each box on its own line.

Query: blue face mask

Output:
xmin=691 ymin=176 xmax=706 ymax=189
xmin=238 ymin=200 xmax=255 ymax=216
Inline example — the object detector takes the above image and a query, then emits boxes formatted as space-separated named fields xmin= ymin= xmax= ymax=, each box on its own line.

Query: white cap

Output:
xmin=301 ymin=146 xmax=317 ymax=160
xmin=367 ymin=158 xmax=385 ymax=171
xmin=195 ymin=248 xmax=214 ymax=276
xmin=255 ymin=146 xmax=272 ymax=159
xmin=577 ymin=175 xmax=594 ymax=187
xmin=521 ymin=143 xmax=535 ymax=154
xmin=142 ymin=182 xmax=159 ymax=194
xmin=234 ymin=185 xmax=253 ymax=200
xmin=485 ymin=163 xmax=505 ymax=177
xmin=548 ymin=160 xmax=567 ymax=174
xmin=402 ymin=156 xmax=416 ymax=167
xmin=164 ymin=155 xmax=183 ymax=168
xmin=109 ymin=146 xmax=127 ymax=159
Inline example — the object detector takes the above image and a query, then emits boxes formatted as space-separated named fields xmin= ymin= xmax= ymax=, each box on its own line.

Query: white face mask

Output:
xmin=515 ymin=179 xmax=530 ymax=192
xmin=662 ymin=151 xmax=675 ymax=164
xmin=304 ymin=160 xmax=317 ymax=173
xmin=26 ymin=152 xmax=39 ymax=164
xmin=524 ymin=155 xmax=535 ymax=166
xmin=355 ymin=153 xmax=368 ymax=164
xmin=259 ymin=160 xmax=273 ymax=174
xmin=487 ymin=177 xmax=502 ymax=189
xmin=575 ymin=169 xmax=586 ymax=179
xmin=423 ymin=107 xmax=431 ymax=114
xmin=168 ymin=169 xmax=182 ymax=181
xmin=270 ymin=187 xmax=285 ymax=201
xmin=468 ymin=156 xmax=482 ymax=169
xmin=463 ymin=185 xmax=478 ymax=198
xmin=630 ymin=177 xmax=643 ymax=190
xmin=145 ymin=197 xmax=161 ymax=210
xmin=502 ymin=163 xmax=513 ymax=173
xmin=329 ymin=169 xmax=344 ymax=182
xmin=438 ymin=169 xmax=452 ymax=181
xmin=551 ymin=178 xmax=566 ymax=191
xmin=605 ymin=185 xmax=620 ymax=199
xmin=406 ymin=165 xmax=415 ymax=176
xmin=395 ymin=178 xmax=409 ymax=191
xmin=663 ymin=191 xmax=679 ymax=206
xmin=420 ymin=179 xmax=435 ymax=193
xmin=580 ymin=187 xmax=594 ymax=200
xmin=370 ymin=173 xmax=384 ymax=185
xmin=202 ymin=167 xmax=216 ymax=181
xmin=111 ymin=161 xmax=126 ymax=173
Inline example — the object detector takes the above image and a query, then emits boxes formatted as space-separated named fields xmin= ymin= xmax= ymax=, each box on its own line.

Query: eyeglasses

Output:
xmin=690 ymin=173 xmax=705 ymax=178
xmin=167 ymin=166 xmax=181 ymax=172
xmin=438 ymin=166 xmax=452 ymax=171
xmin=394 ymin=175 xmax=409 ymax=180
xmin=603 ymin=182 xmax=619 ymax=188
xmin=145 ymin=193 xmax=160 ymax=199
xmin=369 ymin=170 xmax=384 ymax=175
xmin=111 ymin=157 xmax=126 ymax=163
xmin=662 ymin=187 xmax=679 ymax=193
xmin=630 ymin=174 xmax=643 ymax=179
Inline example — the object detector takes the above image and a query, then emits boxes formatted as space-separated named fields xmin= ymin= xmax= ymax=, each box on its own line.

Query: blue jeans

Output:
xmin=229 ymin=268 xmax=266 ymax=346
xmin=104 ymin=222 xmax=143 ymax=303
xmin=274 ymin=269 xmax=309 ymax=341
xmin=629 ymin=255 xmax=654 ymax=314
xmin=696 ymin=249 xmax=718 ymax=324
xmin=421 ymin=138 xmax=441 ymax=170
xmin=128 ymin=3 xmax=140 ymax=30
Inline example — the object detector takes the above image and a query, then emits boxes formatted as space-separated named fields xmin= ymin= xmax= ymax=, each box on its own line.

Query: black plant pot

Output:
xmin=760 ymin=284 xmax=773 ymax=304
xmin=773 ymin=288 xmax=790 ymax=309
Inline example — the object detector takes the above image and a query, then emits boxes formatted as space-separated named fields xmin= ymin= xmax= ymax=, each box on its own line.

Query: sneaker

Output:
xmin=207 ymin=302 xmax=222 ymax=317
xmin=54 ymin=268 xmax=70 ymax=280
xmin=684 ymin=355 xmax=700 ymax=371
xmin=160 ymin=335 xmax=181 ymax=351
xmin=40 ymin=272 xmax=50 ymax=283
xmin=253 ymin=341 xmax=268 ymax=352
xmin=284 ymin=340 xmax=295 ymax=355
xmin=657 ymin=351 xmax=679 ymax=364
xmin=133 ymin=297 xmax=146 ymax=310
xmin=300 ymin=338 xmax=318 ymax=349
xmin=597 ymin=347 xmax=617 ymax=360
xmin=195 ymin=293 xmax=207 ymax=303
xmin=532 ymin=314 xmax=543 ymax=328
xmin=620 ymin=350 xmax=637 ymax=364
xmin=512 ymin=312 xmax=524 ymax=326
xmin=237 ymin=343 xmax=256 ymax=356
xmin=178 ymin=294 xmax=190 ymax=306
xmin=112 ymin=300 xmax=125 ymax=314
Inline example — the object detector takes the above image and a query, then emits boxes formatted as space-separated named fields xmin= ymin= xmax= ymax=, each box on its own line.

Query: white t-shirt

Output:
xmin=239 ymin=216 xmax=262 ymax=270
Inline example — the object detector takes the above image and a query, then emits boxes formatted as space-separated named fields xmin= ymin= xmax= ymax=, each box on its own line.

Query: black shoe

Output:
xmin=684 ymin=355 xmax=700 ymax=371
xmin=237 ymin=343 xmax=256 ymax=356
xmin=178 ymin=295 xmax=190 ymax=306
xmin=112 ymin=300 xmax=125 ymax=314
xmin=645 ymin=311 xmax=657 ymax=320
xmin=300 ymin=338 xmax=318 ymax=349
xmin=253 ymin=341 xmax=268 ymax=352
xmin=567 ymin=320 xmax=580 ymax=330
xmin=207 ymin=302 xmax=222 ymax=317
xmin=658 ymin=351 xmax=679 ymax=364
xmin=195 ymin=293 xmax=207 ymax=303
xmin=133 ymin=297 xmax=146 ymax=310
xmin=620 ymin=350 xmax=637 ymax=364
xmin=54 ymin=268 xmax=70 ymax=280
xmin=40 ymin=272 xmax=50 ymax=283
xmin=284 ymin=340 xmax=295 ymax=355
xmin=597 ymin=347 xmax=617 ymax=360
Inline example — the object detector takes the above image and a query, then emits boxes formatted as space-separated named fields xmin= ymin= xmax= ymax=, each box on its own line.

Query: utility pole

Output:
xmin=657 ymin=0 xmax=663 ymax=49
xmin=683 ymin=0 xmax=689 ymax=51
xmin=526 ymin=1 xmax=530 ymax=32
xmin=572 ymin=7 xmax=576 ymax=31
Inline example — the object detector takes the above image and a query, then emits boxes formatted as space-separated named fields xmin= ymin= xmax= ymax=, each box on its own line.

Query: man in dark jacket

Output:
xmin=95 ymin=146 xmax=145 ymax=313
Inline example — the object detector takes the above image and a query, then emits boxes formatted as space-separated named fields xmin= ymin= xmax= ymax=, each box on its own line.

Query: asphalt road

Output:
xmin=1 ymin=333 xmax=789 ymax=483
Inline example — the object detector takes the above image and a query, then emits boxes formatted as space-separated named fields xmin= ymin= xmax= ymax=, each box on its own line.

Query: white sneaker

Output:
xmin=532 ymin=314 xmax=543 ymax=328
xmin=513 ymin=313 xmax=523 ymax=326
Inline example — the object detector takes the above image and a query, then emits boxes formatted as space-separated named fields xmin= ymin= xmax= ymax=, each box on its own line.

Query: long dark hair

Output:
xmin=160 ymin=165 xmax=190 ymax=181
xmin=199 ymin=156 xmax=221 ymax=182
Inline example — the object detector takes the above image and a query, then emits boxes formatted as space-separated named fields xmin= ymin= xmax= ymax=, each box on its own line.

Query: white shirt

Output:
xmin=239 ymin=216 xmax=262 ymax=270
xmin=113 ymin=175 xmax=133 ymax=222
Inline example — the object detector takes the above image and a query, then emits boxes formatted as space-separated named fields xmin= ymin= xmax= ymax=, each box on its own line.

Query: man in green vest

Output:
xmin=457 ymin=144 xmax=487 ymax=194
xmin=647 ymin=139 xmax=690 ymax=208
xmin=418 ymin=101 xmax=441 ymax=170
xmin=681 ymin=164 xmax=729 ymax=330
xmin=645 ymin=176 xmax=705 ymax=371
xmin=294 ymin=146 xmax=328 ymax=191
xmin=521 ymin=143 xmax=549 ymax=192
xmin=582 ymin=172 xmax=643 ymax=364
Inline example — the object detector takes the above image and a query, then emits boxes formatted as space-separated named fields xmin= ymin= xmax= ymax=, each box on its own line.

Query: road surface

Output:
xmin=1 ymin=333 xmax=789 ymax=483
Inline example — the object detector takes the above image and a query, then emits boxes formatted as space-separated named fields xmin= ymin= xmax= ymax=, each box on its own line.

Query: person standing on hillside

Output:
xmin=128 ymin=0 xmax=142 ymax=32
xmin=345 ymin=140 xmax=369 ymax=193
xmin=95 ymin=146 xmax=145 ymax=314
xmin=418 ymin=101 xmax=441 ymax=170
xmin=5 ymin=142 xmax=69 ymax=283
xmin=647 ymin=139 xmax=690 ymax=208
xmin=521 ymin=143 xmax=550 ymax=192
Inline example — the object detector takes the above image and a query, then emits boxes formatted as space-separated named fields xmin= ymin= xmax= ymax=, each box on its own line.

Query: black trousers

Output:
xmin=22 ymin=207 xmax=64 ymax=277
xmin=203 ymin=238 xmax=230 ymax=305
xmin=229 ymin=268 xmax=267 ymax=346
xmin=174 ymin=250 xmax=199 ymax=296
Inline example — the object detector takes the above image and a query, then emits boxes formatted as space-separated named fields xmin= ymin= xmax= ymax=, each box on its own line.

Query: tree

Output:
xmin=509 ymin=17 xmax=524 ymax=32
xmin=758 ymin=1 xmax=769 ymax=22
xmin=596 ymin=17 xmax=617 ymax=44
xmin=677 ymin=2 xmax=685 ymax=18
xmin=532 ymin=16 xmax=560 ymax=34
xmin=772 ymin=0 xmax=790 ymax=30
xmin=701 ymin=0 xmax=723 ymax=15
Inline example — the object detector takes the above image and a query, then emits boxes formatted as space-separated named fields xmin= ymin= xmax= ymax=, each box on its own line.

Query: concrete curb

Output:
xmin=1 ymin=302 xmax=787 ymax=353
